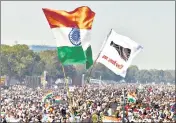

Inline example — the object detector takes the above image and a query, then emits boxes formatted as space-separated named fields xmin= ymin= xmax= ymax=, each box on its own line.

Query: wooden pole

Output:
xmin=86 ymin=54 xmax=100 ymax=83
xmin=122 ymin=88 xmax=126 ymax=123
xmin=61 ymin=64 xmax=71 ymax=105
xmin=0 ymin=78 xmax=1 ymax=122
xmin=86 ymin=29 xmax=112 ymax=83
xmin=0 ymin=40 xmax=2 ymax=121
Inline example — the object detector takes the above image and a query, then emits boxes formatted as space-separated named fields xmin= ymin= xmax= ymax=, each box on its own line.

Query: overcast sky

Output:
xmin=1 ymin=1 xmax=175 ymax=70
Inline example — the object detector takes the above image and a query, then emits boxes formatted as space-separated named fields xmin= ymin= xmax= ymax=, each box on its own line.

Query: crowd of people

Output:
xmin=0 ymin=82 xmax=175 ymax=122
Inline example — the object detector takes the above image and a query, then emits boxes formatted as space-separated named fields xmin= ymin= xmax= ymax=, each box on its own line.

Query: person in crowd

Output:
xmin=0 ymin=83 xmax=175 ymax=122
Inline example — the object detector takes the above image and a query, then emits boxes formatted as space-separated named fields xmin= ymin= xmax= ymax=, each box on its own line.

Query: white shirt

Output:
xmin=108 ymin=108 xmax=112 ymax=116
xmin=128 ymin=112 xmax=133 ymax=121
xmin=97 ymin=106 xmax=101 ymax=111
xmin=69 ymin=116 xmax=75 ymax=122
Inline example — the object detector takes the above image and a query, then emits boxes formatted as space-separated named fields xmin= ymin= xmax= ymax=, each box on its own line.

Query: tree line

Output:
xmin=1 ymin=44 xmax=175 ymax=84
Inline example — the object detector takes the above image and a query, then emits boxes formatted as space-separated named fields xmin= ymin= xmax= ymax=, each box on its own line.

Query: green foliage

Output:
xmin=125 ymin=65 xmax=139 ymax=82
xmin=1 ymin=44 xmax=175 ymax=83
xmin=39 ymin=50 xmax=76 ymax=79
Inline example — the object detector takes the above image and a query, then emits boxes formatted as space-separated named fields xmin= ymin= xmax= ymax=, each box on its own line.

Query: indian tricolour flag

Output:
xmin=42 ymin=92 xmax=53 ymax=102
xmin=54 ymin=96 xmax=62 ymax=103
xmin=127 ymin=92 xmax=136 ymax=103
xmin=42 ymin=6 xmax=95 ymax=69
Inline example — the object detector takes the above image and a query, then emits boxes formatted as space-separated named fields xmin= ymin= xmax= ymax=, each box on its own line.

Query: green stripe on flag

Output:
xmin=85 ymin=45 xmax=93 ymax=69
xmin=57 ymin=46 xmax=86 ymax=65
xmin=46 ymin=93 xmax=52 ymax=98
xmin=128 ymin=97 xmax=136 ymax=103
xmin=42 ymin=92 xmax=53 ymax=102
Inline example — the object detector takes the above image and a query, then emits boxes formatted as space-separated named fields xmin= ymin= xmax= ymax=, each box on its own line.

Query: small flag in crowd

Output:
xmin=42 ymin=92 xmax=53 ymax=102
xmin=54 ymin=96 xmax=62 ymax=103
xmin=97 ymin=29 xmax=143 ymax=77
xmin=42 ymin=6 xmax=95 ymax=69
xmin=127 ymin=92 xmax=136 ymax=103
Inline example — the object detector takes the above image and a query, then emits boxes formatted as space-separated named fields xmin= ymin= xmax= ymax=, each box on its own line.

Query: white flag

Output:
xmin=97 ymin=29 xmax=143 ymax=77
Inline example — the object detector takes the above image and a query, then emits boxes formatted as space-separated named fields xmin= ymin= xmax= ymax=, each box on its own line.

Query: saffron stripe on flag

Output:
xmin=42 ymin=6 xmax=95 ymax=29
xmin=42 ymin=6 xmax=95 ymax=68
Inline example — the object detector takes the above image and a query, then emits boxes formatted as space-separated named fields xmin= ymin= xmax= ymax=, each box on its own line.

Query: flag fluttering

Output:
xmin=127 ymin=92 xmax=136 ymax=103
xmin=42 ymin=92 xmax=53 ymax=102
xmin=54 ymin=96 xmax=62 ymax=103
xmin=42 ymin=6 xmax=95 ymax=69
xmin=97 ymin=29 xmax=143 ymax=77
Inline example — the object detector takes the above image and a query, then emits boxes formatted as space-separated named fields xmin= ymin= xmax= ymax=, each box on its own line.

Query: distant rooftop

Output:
xmin=29 ymin=45 xmax=56 ymax=52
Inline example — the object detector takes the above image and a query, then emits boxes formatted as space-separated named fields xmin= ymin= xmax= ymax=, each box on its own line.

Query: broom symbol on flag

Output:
xmin=110 ymin=41 xmax=131 ymax=61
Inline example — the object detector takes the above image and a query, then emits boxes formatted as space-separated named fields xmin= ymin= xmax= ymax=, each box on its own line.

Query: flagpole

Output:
xmin=61 ymin=64 xmax=71 ymax=105
xmin=122 ymin=88 xmax=126 ymax=123
xmin=0 ymin=80 xmax=1 ymax=122
xmin=50 ymin=32 xmax=72 ymax=106
xmin=86 ymin=29 xmax=112 ymax=83
xmin=0 ymin=42 xmax=1 ymax=121
xmin=43 ymin=18 xmax=75 ymax=108
xmin=99 ymin=76 xmax=101 ymax=92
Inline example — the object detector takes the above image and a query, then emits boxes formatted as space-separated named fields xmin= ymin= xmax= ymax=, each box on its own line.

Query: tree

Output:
xmin=88 ymin=63 xmax=123 ymax=81
xmin=39 ymin=50 xmax=76 ymax=80
xmin=1 ymin=44 xmax=37 ymax=83
xmin=1 ymin=44 xmax=175 ymax=84
xmin=26 ymin=53 xmax=45 ymax=76
xmin=164 ymin=71 xmax=174 ymax=82
xmin=125 ymin=65 xmax=139 ymax=82
xmin=149 ymin=69 xmax=159 ymax=82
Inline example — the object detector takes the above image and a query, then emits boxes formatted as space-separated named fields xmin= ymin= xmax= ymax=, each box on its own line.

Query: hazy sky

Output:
xmin=1 ymin=1 xmax=175 ymax=70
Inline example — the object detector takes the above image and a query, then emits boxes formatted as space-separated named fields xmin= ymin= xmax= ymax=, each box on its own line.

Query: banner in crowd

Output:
xmin=97 ymin=29 xmax=143 ymax=77
xmin=42 ymin=6 xmax=95 ymax=69
xmin=102 ymin=116 xmax=121 ymax=122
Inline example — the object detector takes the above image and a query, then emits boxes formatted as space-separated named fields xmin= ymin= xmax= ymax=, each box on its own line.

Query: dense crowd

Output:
xmin=0 ymin=83 xmax=175 ymax=122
